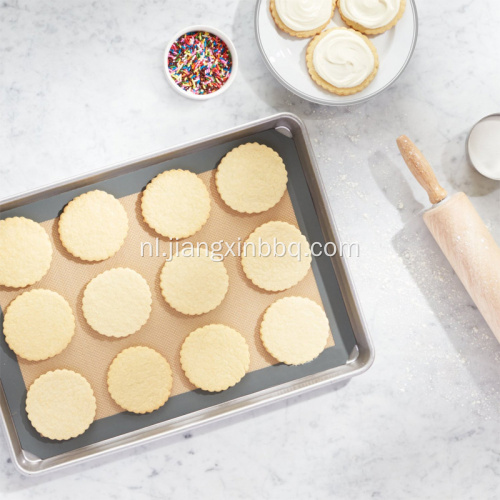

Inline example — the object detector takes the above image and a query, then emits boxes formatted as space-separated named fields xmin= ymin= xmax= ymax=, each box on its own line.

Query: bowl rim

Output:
xmin=164 ymin=25 xmax=238 ymax=101
xmin=254 ymin=0 xmax=418 ymax=107
xmin=466 ymin=113 xmax=500 ymax=181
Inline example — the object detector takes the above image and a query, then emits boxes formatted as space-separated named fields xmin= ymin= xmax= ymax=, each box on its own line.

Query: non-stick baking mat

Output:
xmin=0 ymin=128 xmax=356 ymax=460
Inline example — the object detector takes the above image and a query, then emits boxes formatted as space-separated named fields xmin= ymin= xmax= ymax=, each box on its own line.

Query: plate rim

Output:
xmin=254 ymin=0 xmax=419 ymax=106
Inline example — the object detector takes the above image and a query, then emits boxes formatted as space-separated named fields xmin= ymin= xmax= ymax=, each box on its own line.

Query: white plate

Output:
xmin=255 ymin=0 xmax=418 ymax=106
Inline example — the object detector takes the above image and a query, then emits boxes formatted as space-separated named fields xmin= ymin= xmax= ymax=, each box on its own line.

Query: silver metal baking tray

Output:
xmin=0 ymin=113 xmax=374 ymax=475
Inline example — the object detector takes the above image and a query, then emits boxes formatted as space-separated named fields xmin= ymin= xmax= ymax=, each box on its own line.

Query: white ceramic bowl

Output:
xmin=255 ymin=0 xmax=418 ymax=106
xmin=467 ymin=114 xmax=500 ymax=181
xmin=164 ymin=25 xmax=238 ymax=101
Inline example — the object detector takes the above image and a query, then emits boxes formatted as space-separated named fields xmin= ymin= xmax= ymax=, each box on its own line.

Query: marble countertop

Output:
xmin=1 ymin=0 xmax=500 ymax=498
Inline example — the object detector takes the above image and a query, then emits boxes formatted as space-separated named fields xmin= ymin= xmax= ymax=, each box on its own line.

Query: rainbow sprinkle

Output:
xmin=168 ymin=31 xmax=232 ymax=95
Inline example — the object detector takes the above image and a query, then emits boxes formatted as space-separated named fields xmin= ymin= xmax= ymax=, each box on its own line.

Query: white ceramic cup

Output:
xmin=164 ymin=25 xmax=238 ymax=101
xmin=467 ymin=113 xmax=500 ymax=181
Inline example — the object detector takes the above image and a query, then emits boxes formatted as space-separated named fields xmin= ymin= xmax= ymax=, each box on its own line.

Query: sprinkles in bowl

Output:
xmin=167 ymin=30 xmax=234 ymax=97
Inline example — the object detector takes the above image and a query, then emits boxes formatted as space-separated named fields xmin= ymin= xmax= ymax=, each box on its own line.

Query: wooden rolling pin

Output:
xmin=397 ymin=135 xmax=500 ymax=342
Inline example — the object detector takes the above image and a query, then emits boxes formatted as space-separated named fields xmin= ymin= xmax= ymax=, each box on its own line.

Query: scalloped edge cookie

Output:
xmin=141 ymin=169 xmax=211 ymax=239
xmin=26 ymin=369 xmax=96 ymax=440
xmin=160 ymin=250 xmax=229 ymax=316
xmin=338 ymin=0 xmax=406 ymax=35
xmin=215 ymin=143 xmax=288 ymax=214
xmin=241 ymin=221 xmax=311 ymax=292
xmin=107 ymin=346 xmax=173 ymax=414
xmin=180 ymin=324 xmax=250 ymax=392
xmin=0 ymin=216 xmax=52 ymax=288
xmin=82 ymin=267 xmax=152 ymax=338
xmin=260 ymin=296 xmax=330 ymax=365
xmin=306 ymin=27 xmax=379 ymax=96
xmin=4 ymin=289 xmax=75 ymax=361
xmin=270 ymin=0 xmax=336 ymax=38
xmin=58 ymin=190 xmax=129 ymax=262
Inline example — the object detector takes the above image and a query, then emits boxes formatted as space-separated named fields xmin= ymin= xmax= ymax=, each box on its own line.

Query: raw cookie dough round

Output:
xmin=160 ymin=250 xmax=229 ymax=315
xmin=82 ymin=267 xmax=152 ymax=338
xmin=260 ymin=296 xmax=329 ymax=365
xmin=26 ymin=369 xmax=96 ymax=440
xmin=241 ymin=221 xmax=312 ymax=291
xmin=141 ymin=169 xmax=210 ymax=239
xmin=215 ymin=143 xmax=288 ymax=214
xmin=180 ymin=324 xmax=250 ymax=392
xmin=107 ymin=346 xmax=173 ymax=414
xmin=0 ymin=217 xmax=52 ymax=288
xmin=58 ymin=190 xmax=129 ymax=261
xmin=4 ymin=289 xmax=75 ymax=361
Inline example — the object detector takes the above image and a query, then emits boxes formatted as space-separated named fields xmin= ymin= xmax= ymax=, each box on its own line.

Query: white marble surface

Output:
xmin=1 ymin=0 xmax=500 ymax=498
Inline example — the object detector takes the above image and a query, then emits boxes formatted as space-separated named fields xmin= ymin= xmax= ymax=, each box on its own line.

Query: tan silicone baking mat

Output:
xmin=0 ymin=168 xmax=333 ymax=421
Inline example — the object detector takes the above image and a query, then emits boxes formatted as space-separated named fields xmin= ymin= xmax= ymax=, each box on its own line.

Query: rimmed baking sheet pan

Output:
xmin=0 ymin=113 xmax=373 ymax=475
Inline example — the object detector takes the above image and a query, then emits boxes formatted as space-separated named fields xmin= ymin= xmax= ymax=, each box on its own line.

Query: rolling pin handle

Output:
xmin=396 ymin=135 xmax=448 ymax=204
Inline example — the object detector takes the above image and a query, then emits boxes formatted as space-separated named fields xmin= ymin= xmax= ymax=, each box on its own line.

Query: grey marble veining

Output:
xmin=1 ymin=0 xmax=500 ymax=498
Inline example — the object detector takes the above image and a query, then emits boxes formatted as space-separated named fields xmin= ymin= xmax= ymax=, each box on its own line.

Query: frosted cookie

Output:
xmin=82 ymin=268 xmax=152 ymax=337
xmin=4 ymin=289 xmax=75 ymax=361
xmin=270 ymin=0 xmax=336 ymax=38
xmin=141 ymin=169 xmax=210 ymax=239
xmin=107 ymin=346 xmax=173 ymax=414
xmin=180 ymin=324 xmax=250 ymax=392
xmin=339 ymin=0 xmax=406 ymax=35
xmin=160 ymin=249 xmax=229 ymax=315
xmin=260 ymin=296 xmax=330 ymax=365
xmin=26 ymin=370 xmax=96 ymax=440
xmin=58 ymin=190 xmax=129 ymax=261
xmin=241 ymin=221 xmax=311 ymax=292
xmin=0 ymin=217 xmax=52 ymax=288
xmin=306 ymin=28 xmax=379 ymax=96
xmin=215 ymin=143 xmax=288 ymax=214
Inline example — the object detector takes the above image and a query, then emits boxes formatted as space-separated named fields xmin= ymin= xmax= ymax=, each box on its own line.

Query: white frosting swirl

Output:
xmin=275 ymin=0 xmax=332 ymax=32
xmin=313 ymin=29 xmax=375 ymax=88
xmin=340 ymin=0 xmax=401 ymax=29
